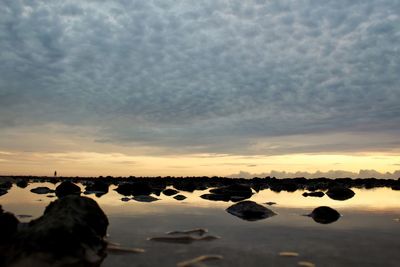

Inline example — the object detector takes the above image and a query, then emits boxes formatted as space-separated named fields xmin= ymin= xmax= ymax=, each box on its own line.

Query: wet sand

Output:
xmin=1 ymin=179 xmax=400 ymax=266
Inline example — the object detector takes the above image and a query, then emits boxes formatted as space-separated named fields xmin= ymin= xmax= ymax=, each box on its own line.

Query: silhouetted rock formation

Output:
xmin=0 ymin=196 xmax=109 ymax=266
xmin=226 ymin=201 xmax=276 ymax=221
xmin=115 ymin=182 xmax=152 ymax=196
xmin=302 ymin=191 xmax=325 ymax=197
xmin=84 ymin=180 xmax=110 ymax=197
xmin=16 ymin=179 xmax=28 ymax=188
xmin=30 ymin=187 xmax=54 ymax=195
xmin=326 ymin=187 xmax=355 ymax=201
xmin=201 ymin=184 xmax=253 ymax=202
xmin=308 ymin=206 xmax=341 ymax=224
xmin=174 ymin=194 xmax=187 ymax=201
xmin=56 ymin=181 xmax=81 ymax=198
xmin=162 ymin=188 xmax=179 ymax=196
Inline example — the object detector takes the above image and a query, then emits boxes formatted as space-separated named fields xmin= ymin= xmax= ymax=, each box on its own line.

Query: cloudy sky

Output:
xmin=0 ymin=0 xmax=399 ymax=177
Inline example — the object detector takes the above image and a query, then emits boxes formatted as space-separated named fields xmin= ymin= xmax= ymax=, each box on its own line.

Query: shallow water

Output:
xmin=1 ymin=183 xmax=400 ymax=266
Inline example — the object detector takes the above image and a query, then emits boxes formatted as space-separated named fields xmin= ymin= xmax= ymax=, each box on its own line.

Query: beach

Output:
xmin=1 ymin=177 xmax=399 ymax=266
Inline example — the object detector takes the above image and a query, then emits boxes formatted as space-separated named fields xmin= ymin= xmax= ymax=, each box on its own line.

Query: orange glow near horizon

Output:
xmin=0 ymin=150 xmax=399 ymax=177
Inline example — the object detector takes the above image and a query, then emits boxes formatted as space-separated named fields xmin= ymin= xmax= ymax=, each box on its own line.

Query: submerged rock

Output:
xmin=166 ymin=228 xmax=208 ymax=236
xmin=30 ymin=187 xmax=54 ymax=195
xmin=0 ymin=196 xmax=109 ymax=266
xmin=206 ymin=184 xmax=253 ymax=202
xmin=132 ymin=195 xmax=160 ymax=202
xmin=174 ymin=194 xmax=187 ymax=201
xmin=326 ymin=187 xmax=355 ymax=201
xmin=162 ymin=188 xmax=179 ymax=196
xmin=302 ymin=191 xmax=325 ymax=197
xmin=55 ymin=181 xmax=81 ymax=198
xmin=226 ymin=201 xmax=277 ymax=221
xmin=308 ymin=206 xmax=341 ymax=224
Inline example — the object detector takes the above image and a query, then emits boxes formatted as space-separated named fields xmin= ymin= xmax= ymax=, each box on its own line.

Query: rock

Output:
xmin=302 ymin=191 xmax=325 ymax=197
xmin=326 ymin=187 xmax=355 ymax=201
xmin=30 ymin=187 xmax=54 ymax=195
xmin=0 ymin=196 xmax=109 ymax=266
xmin=0 ymin=205 xmax=19 ymax=244
xmin=166 ymin=228 xmax=208 ymax=236
xmin=162 ymin=188 xmax=179 ymax=196
xmin=0 ymin=181 xmax=12 ymax=190
xmin=132 ymin=195 xmax=160 ymax=202
xmin=0 ymin=188 xmax=8 ymax=197
xmin=84 ymin=180 xmax=110 ymax=197
xmin=308 ymin=206 xmax=341 ymax=224
xmin=55 ymin=181 xmax=81 ymax=198
xmin=264 ymin=202 xmax=277 ymax=206
xmin=174 ymin=194 xmax=187 ymax=201
xmin=16 ymin=179 xmax=28 ymax=188
xmin=115 ymin=182 xmax=152 ymax=196
xmin=226 ymin=201 xmax=277 ymax=221
xmin=200 ymin=193 xmax=230 ymax=202
xmin=121 ymin=197 xmax=131 ymax=202
xmin=208 ymin=184 xmax=253 ymax=202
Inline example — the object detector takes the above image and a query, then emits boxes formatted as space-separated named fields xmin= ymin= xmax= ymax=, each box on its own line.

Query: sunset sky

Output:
xmin=0 ymin=0 xmax=399 ymax=177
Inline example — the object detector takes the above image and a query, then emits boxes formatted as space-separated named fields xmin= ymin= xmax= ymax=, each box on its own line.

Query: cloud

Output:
xmin=0 ymin=0 xmax=399 ymax=156
xmin=229 ymin=169 xmax=400 ymax=179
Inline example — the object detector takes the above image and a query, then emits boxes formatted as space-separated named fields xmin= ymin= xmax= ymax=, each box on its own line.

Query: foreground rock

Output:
xmin=326 ymin=187 xmax=355 ymax=201
xmin=226 ymin=201 xmax=276 ymax=221
xmin=308 ymin=206 xmax=341 ymax=224
xmin=0 ymin=196 xmax=109 ymax=266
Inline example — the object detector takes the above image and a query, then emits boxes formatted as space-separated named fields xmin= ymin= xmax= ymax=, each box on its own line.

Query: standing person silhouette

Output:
xmin=54 ymin=171 xmax=57 ymax=177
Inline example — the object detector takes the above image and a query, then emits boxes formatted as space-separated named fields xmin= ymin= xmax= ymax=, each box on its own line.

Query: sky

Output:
xmin=0 ymin=0 xmax=399 ymax=178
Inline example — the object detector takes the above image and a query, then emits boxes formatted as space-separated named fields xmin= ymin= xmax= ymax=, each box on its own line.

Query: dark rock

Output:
xmin=30 ymin=187 xmax=54 ymax=195
xmin=308 ymin=206 xmax=341 ymax=224
xmin=0 ymin=196 xmax=109 ymax=266
xmin=210 ymin=184 xmax=253 ymax=198
xmin=84 ymin=180 xmax=110 ymax=197
xmin=203 ymin=184 xmax=253 ymax=202
xmin=55 ymin=181 xmax=81 ymax=198
xmin=115 ymin=182 xmax=152 ymax=196
xmin=0 ymin=205 xmax=19 ymax=244
xmin=226 ymin=201 xmax=277 ymax=221
xmin=132 ymin=195 xmax=159 ymax=202
xmin=174 ymin=194 xmax=187 ymax=201
xmin=0 ymin=181 xmax=12 ymax=190
xmin=200 ymin=193 xmax=231 ymax=202
xmin=0 ymin=188 xmax=8 ymax=197
xmin=162 ymin=188 xmax=179 ymax=196
xmin=16 ymin=179 xmax=28 ymax=188
xmin=326 ymin=187 xmax=355 ymax=201
xmin=302 ymin=191 xmax=325 ymax=197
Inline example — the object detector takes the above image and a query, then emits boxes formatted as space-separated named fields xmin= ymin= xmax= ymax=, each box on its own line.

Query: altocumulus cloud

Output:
xmin=0 ymin=0 xmax=399 ymax=155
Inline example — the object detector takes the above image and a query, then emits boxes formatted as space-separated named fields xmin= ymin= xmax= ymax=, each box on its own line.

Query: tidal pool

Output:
xmin=1 ymin=182 xmax=399 ymax=267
